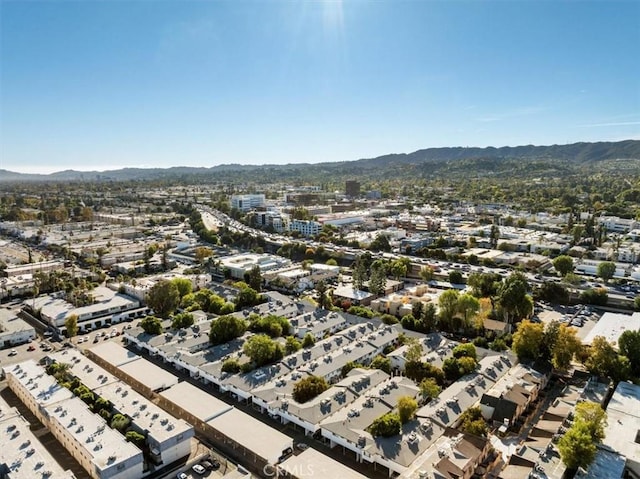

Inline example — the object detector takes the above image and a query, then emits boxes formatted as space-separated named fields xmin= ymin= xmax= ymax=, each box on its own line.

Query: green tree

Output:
xmin=553 ymin=255 xmax=574 ymax=276
xmin=467 ymin=272 xmax=502 ymax=299
xmin=585 ymin=336 xmax=630 ymax=382
xmin=171 ymin=277 xmax=193 ymax=298
xmin=243 ymin=334 xmax=283 ymax=367
xmin=404 ymin=338 xmax=423 ymax=363
xmin=496 ymin=272 xmax=533 ymax=326
xmin=171 ymin=312 xmax=195 ymax=330
xmin=140 ymin=315 xmax=163 ymax=335
xmin=285 ymin=336 xmax=302 ymax=354
xmin=235 ymin=285 xmax=262 ymax=309
xmin=580 ymin=287 xmax=608 ymax=306
xmin=292 ymin=376 xmax=329 ymax=403
xmin=302 ymin=332 xmax=315 ymax=348
xmin=558 ymin=423 xmax=597 ymax=470
xmin=457 ymin=293 xmax=480 ymax=325
xmin=370 ymin=355 xmax=392 ymax=374
xmin=390 ymin=259 xmax=408 ymax=280
xmin=448 ymin=270 xmax=464 ymax=284
xmin=369 ymin=234 xmax=391 ymax=252
xmin=551 ymin=324 xmax=581 ymax=371
xmin=245 ymin=265 xmax=263 ymax=292
xmin=459 ymin=407 xmax=488 ymax=437
xmin=221 ymin=358 xmax=241 ymax=373
xmin=64 ymin=314 xmax=79 ymax=338
xmin=369 ymin=412 xmax=401 ymax=437
xmin=535 ymin=282 xmax=570 ymax=304
xmin=419 ymin=378 xmax=441 ymax=401
xmin=368 ymin=260 xmax=388 ymax=296
xmin=145 ymin=279 xmax=180 ymax=318
xmin=619 ymin=329 xmax=640 ymax=375
xmin=597 ymin=261 xmax=616 ymax=283
xmin=352 ymin=255 xmax=368 ymax=290
xmin=397 ymin=396 xmax=418 ymax=423
xmin=209 ymin=315 xmax=247 ymax=345
xmin=574 ymin=401 xmax=607 ymax=442
xmin=512 ymin=320 xmax=545 ymax=361
xmin=438 ymin=289 xmax=460 ymax=330
xmin=420 ymin=266 xmax=435 ymax=282
xmin=452 ymin=343 xmax=477 ymax=361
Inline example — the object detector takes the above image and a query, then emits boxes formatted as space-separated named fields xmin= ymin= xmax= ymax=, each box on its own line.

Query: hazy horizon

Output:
xmin=2 ymin=1 xmax=639 ymax=174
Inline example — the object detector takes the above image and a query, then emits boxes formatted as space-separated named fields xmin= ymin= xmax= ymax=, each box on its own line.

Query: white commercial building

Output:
xmin=34 ymin=287 xmax=140 ymax=334
xmin=0 ymin=308 xmax=36 ymax=348
xmin=219 ymin=253 xmax=291 ymax=280
xmin=230 ymin=194 xmax=266 ymax=212
xmin=603 ymin=382 xmax=640 ymax=478
xmin=582 ymin=311 xmax=640 ymax=347
xmin=289 ymin=219 xmax=321 ymax=237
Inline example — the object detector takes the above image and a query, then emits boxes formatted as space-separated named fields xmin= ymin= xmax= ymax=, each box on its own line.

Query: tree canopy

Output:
xmin=145 ymin=279 xmax=180 ymax=318
xmin=209 ymin=315 xmax=247 ymax=345
xmin=292 ymin=376 xmax=329 ymax=403
xmin=243 ymin=334 xmax=283 ymax=367
xmin=140 ymin=315 xmax=163 ymax=335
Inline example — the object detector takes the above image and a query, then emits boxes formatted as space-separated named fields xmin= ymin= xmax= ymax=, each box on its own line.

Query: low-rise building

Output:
xmin=0 ymin=308 xmax=36 ymax=348
xmin=602 ymin=381 xmax=640 ymax=478
xmin=219 ymin=253 xmax=291 ymax=280
xmin=3 ymin=360 xmax=144 ymax=479
xmin=34 ymin=287 xmax=140 ymax=334
xmin=0 ymin=394 xmax=77 ymax=479
xmin=582 ymin=311 xmax=640 ymax=347
xmin=479 ymin=364 xmax=548 ymax=428
xmin=47 ymin=396 xmax=144 ymax=479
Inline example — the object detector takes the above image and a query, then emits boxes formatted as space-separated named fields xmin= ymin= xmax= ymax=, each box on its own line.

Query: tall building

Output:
xmin=230 ymin=194 xmax=266 ymax=212
xmin=345 ymin=180 xmax=360 ymax=198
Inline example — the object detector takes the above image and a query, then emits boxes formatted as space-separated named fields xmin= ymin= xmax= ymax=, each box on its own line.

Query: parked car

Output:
xmin=9 ymin=349 xmax=17 ymax=356
xmin=176 ymin=473 xmax=187 ymax=479
xmin=192 ymin=464 xmax=206 ymax=475
xmin=296 ymin=442 xmax=309 ymax=451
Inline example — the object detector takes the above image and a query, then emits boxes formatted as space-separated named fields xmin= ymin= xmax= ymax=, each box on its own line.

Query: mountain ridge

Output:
xmin=2 ymin=140 xmax=639 ymax=182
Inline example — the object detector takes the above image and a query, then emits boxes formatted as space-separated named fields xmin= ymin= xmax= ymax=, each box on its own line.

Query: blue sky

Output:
xmin=1 ymin=0 xmax=639 ymax=174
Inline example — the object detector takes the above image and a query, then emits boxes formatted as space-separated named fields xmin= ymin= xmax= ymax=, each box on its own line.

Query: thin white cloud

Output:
xmin=578 ymin=121 xmax=640 ymax=128
xmin=476 ymin=105 xmax=548 ymax=123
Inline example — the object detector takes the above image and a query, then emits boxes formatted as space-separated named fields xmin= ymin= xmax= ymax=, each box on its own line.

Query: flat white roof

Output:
xmin=279 ymin=448 xmax=368 ymax=479
xmin=88 ymin=341 xmax=140 ymax=367
xmin=47 ymin=396 xmax=142 ymax=472
xmin=583 ymin=312 xmax=640 ymax=347
xmin=89 ymin=342 xmax=178 ymax=391
xmin=0 ymin=395 xmax=76 ymax=479
xmin=49 ymin=349 xmax=120 ymax=391
xmin=118 ymin=358 xmax=179 ymax=392
xmin=3 ymin=360 xmax=74 ymax=408
xmin=159 ymin=381 xmax=232 ymax=422
xmin=207 ymin=408 xmax=292 ymax=464
xmin=603 ymin=382 xmax=640 ymax=476
xmin=96 ymin=382 xmax=192 ymax=443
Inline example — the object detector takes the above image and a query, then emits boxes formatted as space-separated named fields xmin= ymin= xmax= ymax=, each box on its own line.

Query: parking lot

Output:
xmin=537 ymin=303 xmax=601 ymax=340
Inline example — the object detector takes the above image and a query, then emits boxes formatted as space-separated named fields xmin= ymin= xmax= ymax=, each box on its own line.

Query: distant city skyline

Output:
xmin=1 ymin=0 xmax=639 ymax=174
